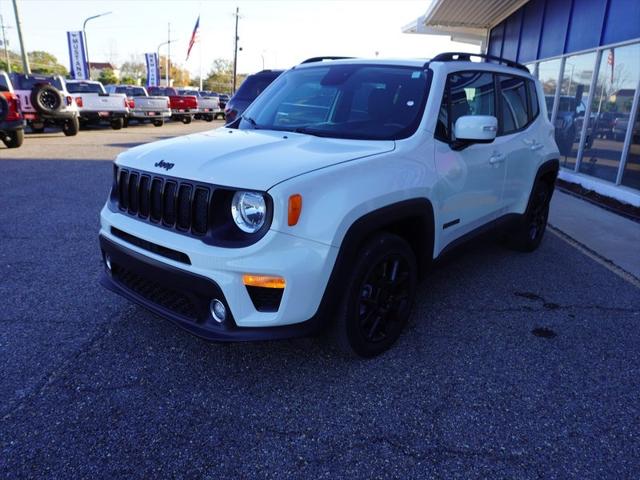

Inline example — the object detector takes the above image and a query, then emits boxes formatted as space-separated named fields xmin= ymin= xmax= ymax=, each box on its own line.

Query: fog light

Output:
xmin=105 ymin=254 xmax=112 ymax=271
xmin=210 ymin=299 xmax=226 ymax=323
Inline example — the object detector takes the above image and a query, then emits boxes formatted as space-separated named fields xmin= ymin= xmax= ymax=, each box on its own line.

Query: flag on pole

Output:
xmin=186 ymin=15 xmax=200 ymax=61
xmin=67 ymin=31 xmax=89 ymax=79
xmin=145 ymin=53 xmax=160 ymax=87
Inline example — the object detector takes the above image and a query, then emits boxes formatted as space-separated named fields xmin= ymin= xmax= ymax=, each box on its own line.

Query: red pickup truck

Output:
xmin=147 ymin=86 xmax=197 ymax=124
xmin=0 ymin=71 xmax=24 ymax=148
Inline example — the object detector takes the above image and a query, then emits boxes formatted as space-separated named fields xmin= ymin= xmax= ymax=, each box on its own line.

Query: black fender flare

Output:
xmin=309 ymin=198 xmax=435 ymax=328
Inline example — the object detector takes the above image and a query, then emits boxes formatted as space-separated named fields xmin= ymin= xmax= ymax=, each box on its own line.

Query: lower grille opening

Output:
xmin=246 ymin=286 xmax=284 ymax=312
xmin=112 ymin=263 xmax=199 ymax=321
xmin=111 ymin=227 xmax=191 ymax=265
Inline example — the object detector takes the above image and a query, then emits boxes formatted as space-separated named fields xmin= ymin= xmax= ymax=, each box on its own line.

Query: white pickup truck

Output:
xmin=105 ymin=85 xmax=171 ymax=127
xmin=177 ymin=89 xmax=222 ymax=122
xmin=66 ymin=80 xmax=129 ymax=130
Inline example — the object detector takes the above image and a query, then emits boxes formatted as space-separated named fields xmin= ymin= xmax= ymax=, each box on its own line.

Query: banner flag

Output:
xmin=145 ymin=53 xmax=160 ymax=87
xmin=186 ymin=15 xmax=200 ymax=61
xmin=67 ymin=31 xmax=89 ymax=80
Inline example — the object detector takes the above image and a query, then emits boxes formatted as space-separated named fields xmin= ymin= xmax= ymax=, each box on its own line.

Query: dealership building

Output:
xmin=405 ymin=0 xmax=640 ymax=206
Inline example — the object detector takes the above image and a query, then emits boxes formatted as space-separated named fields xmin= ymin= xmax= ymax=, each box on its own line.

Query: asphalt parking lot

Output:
xmin=1 ymin=121 xmax=639 ymax=479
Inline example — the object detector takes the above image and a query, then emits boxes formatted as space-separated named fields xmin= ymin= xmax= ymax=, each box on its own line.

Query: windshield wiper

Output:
xmin=292 ymin=126 xmax=332 ymax=137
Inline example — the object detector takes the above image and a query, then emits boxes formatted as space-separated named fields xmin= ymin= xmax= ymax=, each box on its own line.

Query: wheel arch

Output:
xmin=310 ymin=198 xmax=435 ymax=328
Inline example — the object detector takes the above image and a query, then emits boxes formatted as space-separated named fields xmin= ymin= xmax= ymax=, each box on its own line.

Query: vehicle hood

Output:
xmin=115 ymin=128 xmax=395 ymax=191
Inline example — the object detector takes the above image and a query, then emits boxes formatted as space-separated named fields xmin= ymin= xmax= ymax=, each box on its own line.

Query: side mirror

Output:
xmin=453 ymin=115 xmax=498 ymax=145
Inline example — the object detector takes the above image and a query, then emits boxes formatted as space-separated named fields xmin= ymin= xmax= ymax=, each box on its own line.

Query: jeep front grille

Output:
xmin=113 ymin=167 xmax=211 ymax=237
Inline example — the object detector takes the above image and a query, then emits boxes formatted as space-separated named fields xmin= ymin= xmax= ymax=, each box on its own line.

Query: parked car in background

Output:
xmin=593 ymin=111 xmax=626 ymax=139
xmin=148 ymin=86 xmax=198 ymax=124
xmin=217 ymin=93 xmax=229 ymax=111
xmin=0 ymin=71 xmax=24 ymax=148
xmin=10 ymin=73 xmax=79 ymax=136
xmin=612 ymin=114 xmax=640 ymax=142
xmin=546 ymin=95 xmax=586 ymax=155
xmin=67 ymin=80 xmax=129 ymax=130
xmin=224 ymin=70 xmax=284 ymax=123
xmin=106 ymin=85 xmax=171 ymax=127
xmin=177 ymin=89 xmax=222 ymax=121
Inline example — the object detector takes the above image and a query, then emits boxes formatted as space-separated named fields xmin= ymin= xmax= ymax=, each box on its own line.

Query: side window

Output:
xmin=528 ymin=80 xmax=540 ymax=121
xmin=448 ymin=71 xmax=495 ymax=139
xmin=498 ymin=75 xmax=529 ymax=134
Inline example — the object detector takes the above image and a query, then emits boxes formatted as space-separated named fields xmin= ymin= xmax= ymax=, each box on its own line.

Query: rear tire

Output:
xmin=110 ymin=118 xmax=124 ymax=130
xmin=3 ymin=129 xmax=24 ymax=148
xmin=62 ymin=116 xmax=80 ymax=136
xmin=182 ymin=116 xmax=192 ymax=125
xmin=153 ymin=119 xmax=164 ymax=127
xmin=205 ymin=114 xmax=214 ymax=122
xmin=331 ymin=233 xmax=417 ymax=358
xmin=506 ymin=182 xmax=551 ymax=252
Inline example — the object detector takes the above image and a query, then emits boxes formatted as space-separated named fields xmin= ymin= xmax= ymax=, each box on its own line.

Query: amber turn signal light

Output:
xmin=288 ymin=194 xmax=302 ymax=226
xmin=242 ymin=274 xmax=286 ymax=289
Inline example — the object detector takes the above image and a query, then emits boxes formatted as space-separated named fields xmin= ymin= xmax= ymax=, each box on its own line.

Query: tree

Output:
xmin=1 ymin=50 xmax=67 ymax=75
xmin=120 ymin=59 xmax=146 ymax=84
xmin=157 ymin=56 xmax=190 ymax=86
xmin=98 ymin=68 xmax=118 ymax=85
xmin=203 ymin=58 xmax=237 ymax=94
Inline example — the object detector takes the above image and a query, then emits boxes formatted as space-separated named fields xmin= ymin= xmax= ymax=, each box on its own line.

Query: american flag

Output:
xmin=607 ymin=49 xmax=615 ymax=83
xmin=186 ymin=15 xmax=200 ymax=61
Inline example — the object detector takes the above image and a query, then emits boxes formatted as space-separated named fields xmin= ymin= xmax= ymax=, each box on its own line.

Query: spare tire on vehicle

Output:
xmin=31 ymin=84 xmax=64 ymax=114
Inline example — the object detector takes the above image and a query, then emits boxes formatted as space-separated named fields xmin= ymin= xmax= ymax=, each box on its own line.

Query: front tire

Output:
xmin=3 ymin=129 xmax=24 ymax=148
xmin=506 ymin=182 xmax=551 ymax=252
xmin=62 ymin=116 xmax=80 ymax=136
xmin=332 ymin=233 xmax=417 ymax=358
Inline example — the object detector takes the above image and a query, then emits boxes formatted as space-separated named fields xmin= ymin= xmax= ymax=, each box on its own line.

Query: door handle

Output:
xmin=489 ymin=153 xmax=505 ymax=165
xmin=530 ymin=143 xmax=544 ymax=151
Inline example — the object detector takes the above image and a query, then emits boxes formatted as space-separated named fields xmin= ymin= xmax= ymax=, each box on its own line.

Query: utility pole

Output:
xmin=11 ymin=0 xmax=30 ymax=74
xmin=232 ymin=7 xmax=239 ymax=93
xmin=83 ymin=12 xmax=112 ymax=80
xmin=0 ymin=15 xmax=10 ymax=73
xmin=166 ymin=22 xmax=171 ymax=86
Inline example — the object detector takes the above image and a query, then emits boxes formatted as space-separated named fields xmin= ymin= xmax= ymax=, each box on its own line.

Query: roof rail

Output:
xmin=300 ymin=56 xmax=355 ymax=64
xmin=430 ymin=52 xmax=529 ymax=73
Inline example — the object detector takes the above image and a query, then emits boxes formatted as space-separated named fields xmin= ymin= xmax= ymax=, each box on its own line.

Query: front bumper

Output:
xmin=99 ymin=206 xmax=338 ymax=336
xmin=100 ymin=236 xmax=322 ymax=341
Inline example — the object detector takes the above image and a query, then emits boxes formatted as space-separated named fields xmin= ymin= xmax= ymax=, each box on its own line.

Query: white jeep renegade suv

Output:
xmin=99 ymin=53 xmax=560 ymax=357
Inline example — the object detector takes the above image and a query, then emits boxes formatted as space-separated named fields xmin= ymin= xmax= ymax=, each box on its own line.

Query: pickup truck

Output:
xmin=10 ymin=73 xmax=79 ymax=136
xmin=148 ymin=86 xmax=197 ymax=124
xmin=66 ymin=80 xmax=129 ymax=130
xmin=177 ymin=89 xmax=222 ymax=121
xmin=105 ymin=85 xmax=171 ymax=127
xmin=0 ymin=70 xmax=24 ymax=148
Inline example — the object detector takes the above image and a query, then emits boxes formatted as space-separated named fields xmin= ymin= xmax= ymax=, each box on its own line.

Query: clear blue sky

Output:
xmin=0 ymin=0 xmax=477 ymax=76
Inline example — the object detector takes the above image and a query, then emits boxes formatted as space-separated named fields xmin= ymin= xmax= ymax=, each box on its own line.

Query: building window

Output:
xmin=538 ymin=58 xmax=562 ymax=121
xmin=621 ymin=98 xmax=640 ymax=190
xmin=556 ymin=51 xmax=598 ymax=169
xmin=577 ymin=43 xmax=640 ymax=186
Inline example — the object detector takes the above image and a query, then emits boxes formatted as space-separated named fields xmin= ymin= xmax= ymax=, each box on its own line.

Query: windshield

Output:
xmin=67 ymin=82 xmax=105 ymax=94
xmin=11 ymin=75 xmax=63 ymax=91
xmin=116 ymin=86 xmax=147 ymax=97
xmin=234 ymin=73 xmax=281 ymax=101
xmin=178 ymin=90 xmax=199 ymax=96
xmin=240 ymin=65 xmax=429 ymax=140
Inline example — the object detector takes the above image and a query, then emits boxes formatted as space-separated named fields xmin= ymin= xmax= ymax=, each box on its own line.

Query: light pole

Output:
xmin=0 ymin=14 xmax=10 ymax=73
xmin=157 ymin=40 xmax=172 ymax=86
xmin=11 ymin=0 xmax=29 ymax=73
xmin=83 ymin=11 xmax=112 ymax=80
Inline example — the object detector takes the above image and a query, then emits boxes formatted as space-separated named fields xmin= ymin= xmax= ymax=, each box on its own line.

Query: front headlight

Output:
xmin=231 ymin=191 xmax=267 ymax=233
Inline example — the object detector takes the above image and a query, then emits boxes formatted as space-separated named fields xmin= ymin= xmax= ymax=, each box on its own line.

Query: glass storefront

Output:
xmin=527 ymin=40 xmax=640 ymax=194
xmin=579 ymin=43 xmax=640 ymax=184
xmin=557 ymin=52 xmax=598 ymax=169
xmin=538 ymin=58 xmax=562 ymax=120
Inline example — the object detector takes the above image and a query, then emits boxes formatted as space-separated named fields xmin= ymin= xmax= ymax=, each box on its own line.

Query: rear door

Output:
xmin=434 ymin=70 xmax=508 ymax=248
xmin=498 ymin=75 xmax=542 ymax=210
